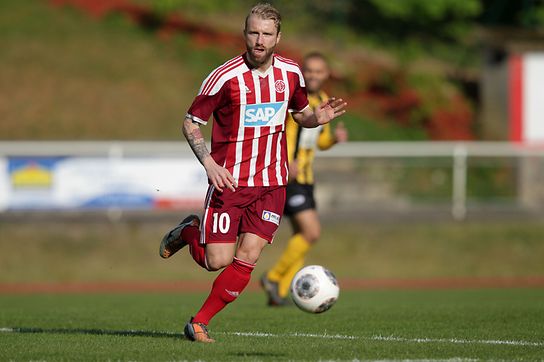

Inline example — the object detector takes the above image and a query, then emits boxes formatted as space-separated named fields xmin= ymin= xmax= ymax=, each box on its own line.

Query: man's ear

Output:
xmin=276 ymin=31 xmax=281 ymax=45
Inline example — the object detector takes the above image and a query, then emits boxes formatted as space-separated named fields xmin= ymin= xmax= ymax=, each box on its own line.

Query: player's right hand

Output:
xmin=203 ymin=157 xmax=237 ymax=192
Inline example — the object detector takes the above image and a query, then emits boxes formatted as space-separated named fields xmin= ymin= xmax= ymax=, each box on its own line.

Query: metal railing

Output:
xmin=317 ymin=142 xmax=544 ymax=220
xmin=1 ymin=141 xmax=543 ymax=219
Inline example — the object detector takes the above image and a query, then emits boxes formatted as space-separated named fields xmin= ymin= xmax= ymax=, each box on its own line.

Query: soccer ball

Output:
xmin=290 ymin=265 xmax=339 ymax=313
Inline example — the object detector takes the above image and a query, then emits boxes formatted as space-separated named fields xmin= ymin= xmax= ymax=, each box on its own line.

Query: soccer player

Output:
xmin=261 ymin=52 xmax=348 ymax=306
xmin=159 ymin=3 xmax=346 ymax=343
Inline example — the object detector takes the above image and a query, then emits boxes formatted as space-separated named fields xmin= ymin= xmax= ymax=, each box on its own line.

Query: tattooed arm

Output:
xmin=183 ymin=118 xmax=237 ymax=192
xmin=182 ymin=118 xmax=211 ymax=165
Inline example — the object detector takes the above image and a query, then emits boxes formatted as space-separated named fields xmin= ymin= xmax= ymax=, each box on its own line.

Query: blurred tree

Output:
xmin=365 ymin=0 xmax=482 ymax=40
xmin=480 ymin=0 xmax=544 ymax=28
xmin=143 ymin=0 xmax=250 ymax=15
xmin=263 ymin=0 xmax=483 ymax=63
xmin=141 ymin=0 xmax=544 ymax=37
xmin=267 ymin=0 xmax=481 ymax=39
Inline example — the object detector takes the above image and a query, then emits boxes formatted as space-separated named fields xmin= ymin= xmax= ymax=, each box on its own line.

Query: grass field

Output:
xmin=1 ymin=289 xmax=543 ymax=361
xmin=1 ymin=219 xmax=544 ymax=283
xmin=1 ymin=219 xmax=543 ymax=360
xmin=0 ymin=0 xmax=225 ymax=140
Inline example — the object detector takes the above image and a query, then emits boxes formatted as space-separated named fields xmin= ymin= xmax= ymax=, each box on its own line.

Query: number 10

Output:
xmin=212 ymin=212 xmax=230 ymax=234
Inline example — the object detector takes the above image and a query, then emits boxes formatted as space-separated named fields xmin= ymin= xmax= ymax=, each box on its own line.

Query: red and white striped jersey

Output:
xmin=186 ymin=53 xmax=309 ymax=187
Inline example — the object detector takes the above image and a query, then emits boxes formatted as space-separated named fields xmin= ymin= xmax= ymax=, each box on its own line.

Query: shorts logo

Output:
xmin=288 ymin=194 xmax=306 ymax=207
xmin=243 ymin=102 xmax=285 ymax=127
xmin=262 ymin=210 xmax=280 ymax=225
xmin=275 ymin=80 xmax=285 ymax=93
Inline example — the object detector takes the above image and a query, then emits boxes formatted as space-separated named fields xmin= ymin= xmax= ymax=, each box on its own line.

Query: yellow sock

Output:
xmin=267 ymin=234 xmax=311 ymax=282
xmin=279 ymin=257 xmax=304 ymax=298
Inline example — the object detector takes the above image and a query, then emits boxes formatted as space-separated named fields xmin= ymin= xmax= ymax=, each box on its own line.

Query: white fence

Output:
xmin=1 ymin=141 xmax=543 ymax=219
xmin=317 ymin=141 xmax=544 ymax=220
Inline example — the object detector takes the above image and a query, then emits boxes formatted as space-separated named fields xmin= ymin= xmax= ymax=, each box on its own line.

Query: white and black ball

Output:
xmin=290 ymin=265 xmax=339 ymax=313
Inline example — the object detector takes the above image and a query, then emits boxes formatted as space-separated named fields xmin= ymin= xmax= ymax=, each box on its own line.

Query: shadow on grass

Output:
xmin=3 ymin=326 xmax=288 ymax=357
xmin=2 ymin=326 xmax=182 ymax=339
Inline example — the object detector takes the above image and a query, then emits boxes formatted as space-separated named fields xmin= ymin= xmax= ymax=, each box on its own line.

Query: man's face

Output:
xmin=303 ymin=57 xmax=329 ymax=93
xmin=244 ymin=15 xmax=281 ymax=67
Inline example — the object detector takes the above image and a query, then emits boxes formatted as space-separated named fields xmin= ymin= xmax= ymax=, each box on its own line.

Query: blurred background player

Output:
xmin=261 ymin=52 xmax=348 ymax=306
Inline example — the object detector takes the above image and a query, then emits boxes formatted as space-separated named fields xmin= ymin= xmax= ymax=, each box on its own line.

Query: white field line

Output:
xmin=228 ymin=331 xmax=358 ymax=340
xmin=224 ymin=331 xmax=543 ymax=347
xmin=370 ymin=335 xmax=544 ymax=347
xmin=1 ymin=327 xmax=542 ymax=347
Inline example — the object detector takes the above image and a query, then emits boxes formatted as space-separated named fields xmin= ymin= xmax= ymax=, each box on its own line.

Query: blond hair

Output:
xmin=245 ymin=3 xmax=281 ymax=33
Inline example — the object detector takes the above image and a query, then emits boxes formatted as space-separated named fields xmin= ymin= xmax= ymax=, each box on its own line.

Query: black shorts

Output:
xmin=283 ymin=182 xmax=316 ymax=216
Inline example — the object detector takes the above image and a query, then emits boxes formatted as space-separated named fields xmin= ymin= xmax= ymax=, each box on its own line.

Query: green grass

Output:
xmin=0 ymin=289 xmax=543 ymax=360
xmin=1 ymin=219 xmax=544 ymax=283
xmin=1 ymin=216 xmax=543 ymax=360
xmin=0 ymin=0 xmax=226 ymax=140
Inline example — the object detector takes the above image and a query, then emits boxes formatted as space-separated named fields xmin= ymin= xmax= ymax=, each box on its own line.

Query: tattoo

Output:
xmin=183 ymin=121 xmax=210 ymax=165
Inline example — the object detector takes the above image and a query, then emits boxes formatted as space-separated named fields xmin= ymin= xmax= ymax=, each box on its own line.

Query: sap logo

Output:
xmin=243 ymin=102 xmax=284 ymax=127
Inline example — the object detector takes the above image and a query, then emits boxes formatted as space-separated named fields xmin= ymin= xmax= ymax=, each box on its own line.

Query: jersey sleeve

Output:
xmin=288 ymin=72 xmax=309 ymax=113
xmin=186 ymin=79 xmax=229 ymax=125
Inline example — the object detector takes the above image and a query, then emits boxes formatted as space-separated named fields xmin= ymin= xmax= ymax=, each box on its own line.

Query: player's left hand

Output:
xmin=315 ymin=97 xmax=347 ymax=125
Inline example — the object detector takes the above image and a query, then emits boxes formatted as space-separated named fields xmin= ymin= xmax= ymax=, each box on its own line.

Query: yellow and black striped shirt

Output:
xmin=286 ymin=91 xmax=335 ymax=185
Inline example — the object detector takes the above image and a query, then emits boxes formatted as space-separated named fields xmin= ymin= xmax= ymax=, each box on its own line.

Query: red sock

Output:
xmin=193 ymin=257 xmax=255 ymax=325
xmin=181 ymin=226 xmax=207 ymax=269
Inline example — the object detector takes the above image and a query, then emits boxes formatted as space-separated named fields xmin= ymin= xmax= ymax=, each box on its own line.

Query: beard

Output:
xmin=247 ymin=44 xmax=275 ymax=67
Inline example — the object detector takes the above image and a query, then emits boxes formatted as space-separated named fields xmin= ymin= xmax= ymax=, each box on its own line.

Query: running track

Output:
xmin=1 ymin=277 xmax=543 ymax=294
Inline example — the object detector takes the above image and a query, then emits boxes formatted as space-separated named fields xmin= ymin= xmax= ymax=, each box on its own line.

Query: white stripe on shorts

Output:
xmin=200 ymin=185 xmax=215 ymax=245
